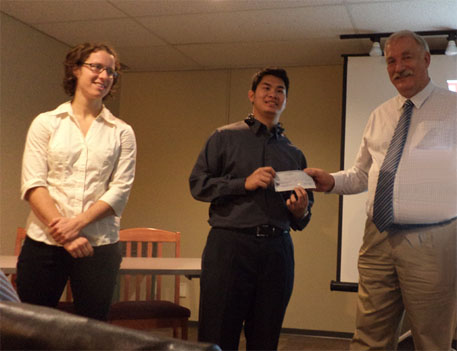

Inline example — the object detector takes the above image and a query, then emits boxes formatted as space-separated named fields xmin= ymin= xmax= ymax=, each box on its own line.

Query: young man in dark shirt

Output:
xmin=189 ymin=67 xmax=313 ymax=350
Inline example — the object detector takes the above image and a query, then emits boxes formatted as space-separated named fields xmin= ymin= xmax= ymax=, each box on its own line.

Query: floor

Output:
xmin=274 ymin=333 xmax=351 ymax=351
xmin=152 ymin=325 xmax=352 ymax=350
xmin=150 ymin=325 xmax=426 ymax=350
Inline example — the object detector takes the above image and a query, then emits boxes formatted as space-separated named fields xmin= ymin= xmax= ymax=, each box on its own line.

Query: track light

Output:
xmin=446 ymin=40 xmax=457 ymax=55
xmin=369 ymin=40 xmax=383 ymax=57
xmin=445 ymin=33 xmax=457 ymax=56
xmin=340 ymin=30 xmax=457 ymax=56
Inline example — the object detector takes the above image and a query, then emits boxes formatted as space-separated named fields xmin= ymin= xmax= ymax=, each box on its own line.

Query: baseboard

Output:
xmin=280 ymin=328 xmax=353 ymax=339
xmin=188 ymin=321 xmax=353 ymax=339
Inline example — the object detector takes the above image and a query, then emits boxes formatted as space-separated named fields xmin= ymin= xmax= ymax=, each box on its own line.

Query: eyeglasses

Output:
xmin=82 ymin=63 xmax=118 ymax=78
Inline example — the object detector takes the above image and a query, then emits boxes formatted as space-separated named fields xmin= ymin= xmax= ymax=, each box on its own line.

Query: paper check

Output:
xmin=274 ymin=170 xmax=316 ymax=192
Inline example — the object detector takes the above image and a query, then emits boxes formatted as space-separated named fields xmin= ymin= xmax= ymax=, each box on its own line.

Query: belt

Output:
xmin=388 ymin=216 xmax=457 ymax=231
xmin=221 ymin=225 xmax=289 ymax=238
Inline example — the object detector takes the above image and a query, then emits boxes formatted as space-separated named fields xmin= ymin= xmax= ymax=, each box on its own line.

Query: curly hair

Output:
xmin=63 ymin=43 xmax=121 ymax=99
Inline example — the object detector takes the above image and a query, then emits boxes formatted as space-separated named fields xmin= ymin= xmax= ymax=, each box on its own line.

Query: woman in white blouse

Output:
xmin=17 ymin=43 xmax=136 ymax=321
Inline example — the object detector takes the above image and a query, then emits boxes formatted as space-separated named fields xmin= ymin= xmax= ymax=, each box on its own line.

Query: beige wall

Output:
xmin=0 ymin=13 xmax=68 ymax=254
xmin=1 ymin=13 xmax=357 ymax=333
xmin=0 ymin=12 xmax=120 ymax=254
xmin=119 ymin=67 xmax=358 ymax=332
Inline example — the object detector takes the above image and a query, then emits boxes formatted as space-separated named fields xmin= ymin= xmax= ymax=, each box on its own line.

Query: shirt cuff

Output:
xmin=21 ymin=179 xmax=47 ymax=200
xmin=290 ymin=208 xmax=311 ymax=231
xmin=99 ymin=192 xmax=127 ymax=217
xmin=328 ymin=173 xmax=341 ymax=194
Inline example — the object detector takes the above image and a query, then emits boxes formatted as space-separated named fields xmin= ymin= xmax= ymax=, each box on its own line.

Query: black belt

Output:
xmin=220 ymin=225 xmax=289 ymax=238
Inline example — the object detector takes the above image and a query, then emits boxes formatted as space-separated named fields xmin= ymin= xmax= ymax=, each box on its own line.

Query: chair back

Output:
xmin=14 ymin=227 xmax=27 ymax=255
xmin=9 ymin=227 xmax=27 ymax=289
xmin=118 ymin=228 xmax=181 ymax=304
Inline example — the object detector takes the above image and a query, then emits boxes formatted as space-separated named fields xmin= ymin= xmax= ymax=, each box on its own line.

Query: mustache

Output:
xmin=392 ymin=70 xmax=413 ymax=80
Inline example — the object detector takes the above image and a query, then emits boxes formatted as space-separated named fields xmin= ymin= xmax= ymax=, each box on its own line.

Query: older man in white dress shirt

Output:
xmin=306 ymin=30 xmax=457 ymax=350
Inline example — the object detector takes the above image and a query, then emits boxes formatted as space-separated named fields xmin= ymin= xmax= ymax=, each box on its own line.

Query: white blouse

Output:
xmin=21 ymin=101 xmax=136 ymax=246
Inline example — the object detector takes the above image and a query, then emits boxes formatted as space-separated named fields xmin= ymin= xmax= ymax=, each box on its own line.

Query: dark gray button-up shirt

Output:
xmin=189 ymin=116 xmax=313 ymax=231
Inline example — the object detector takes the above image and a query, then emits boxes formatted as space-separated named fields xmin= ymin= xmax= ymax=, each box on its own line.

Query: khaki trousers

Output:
xmin=351 ymin=219 xmax=457 ymax=351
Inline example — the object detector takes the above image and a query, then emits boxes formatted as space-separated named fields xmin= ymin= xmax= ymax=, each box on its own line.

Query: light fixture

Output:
xmin=340 ymin=30 xmax=457 ymax=56
xmin=445 ymin=33 xmax=457 ymax=56
xmin=369 ymin=39 xmax=383 ymax=57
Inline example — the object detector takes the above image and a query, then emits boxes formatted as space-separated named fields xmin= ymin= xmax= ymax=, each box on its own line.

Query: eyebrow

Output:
xmin=260 ymin=82 xmax=285 ymax=90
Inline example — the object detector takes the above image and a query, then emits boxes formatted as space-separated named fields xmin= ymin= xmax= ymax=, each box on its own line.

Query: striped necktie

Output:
xmin=373 ymin=99 xmax=414 ymax=232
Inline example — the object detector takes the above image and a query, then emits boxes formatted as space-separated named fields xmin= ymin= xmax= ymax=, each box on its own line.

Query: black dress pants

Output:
xmin=198 ymin=227 xmax=294 ymax=350
xmin=17 ymin=236 xmax=121 ymax=321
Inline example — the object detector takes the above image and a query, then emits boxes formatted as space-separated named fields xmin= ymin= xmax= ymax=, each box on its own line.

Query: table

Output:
xmin=0 ymin=256 xmax=17 ymax=274
xmin=120 ymin=257 xmax=201 ymax=278
xmin=0 ymin=255 xmax=201 ymax=277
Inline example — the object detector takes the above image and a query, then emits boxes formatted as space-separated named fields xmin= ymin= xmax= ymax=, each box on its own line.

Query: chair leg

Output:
xmin=173 ymin=327 xmax=179 ymax=339
xmin=182 ymin=322 xmax=188 ymax=340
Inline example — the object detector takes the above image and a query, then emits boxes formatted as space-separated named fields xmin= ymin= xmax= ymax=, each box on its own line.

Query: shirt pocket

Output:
xmin=409 ymin=120 xmax=453 ymax=151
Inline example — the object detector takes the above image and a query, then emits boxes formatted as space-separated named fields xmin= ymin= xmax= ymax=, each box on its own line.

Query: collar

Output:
xmin=244 ymin=113 xmax=284 ymax=138
xmin=396 ymin=80 xmax=435 ymax=111
xmin=52 ymin=101 xmax=117 ymax=125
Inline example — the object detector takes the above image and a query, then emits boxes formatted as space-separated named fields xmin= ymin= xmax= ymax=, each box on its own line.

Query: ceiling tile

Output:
xmin=1 ymin=0 xmax=454 ymax=72
xmin=177 ymin=38 xmax=367 ymax=69
xmin=138 ymin=5 xmax=353 ymax=44
xmin=111 ymin=0 xmax=346 ymax=17
xmin=0 ymin=0 xmax=125 ymax=24
xmin=116 ymin=45 xmax=201 ymax=71
xmin=34 ymin=18 xmax=166 ymax=47
xmin=342 ymin=0 xmax=407 ymax=2
xmin=347 ymin=0 xmax=457 ymax=33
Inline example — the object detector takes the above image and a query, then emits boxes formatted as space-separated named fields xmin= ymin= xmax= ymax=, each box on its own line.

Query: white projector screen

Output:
xmin=333 ymin=54 xmax=457 ymax=291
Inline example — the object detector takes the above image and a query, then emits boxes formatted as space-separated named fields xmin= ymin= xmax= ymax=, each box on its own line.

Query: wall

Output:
xmin=1 ymin=13 xmax=358 ymax=333
xmin=0 ymin=12 xmax=120 ymax=254
xmin=0 ymin=12 xmax=68 ymax=254
xmin=119 ymin=67 xmax=358 ymax=333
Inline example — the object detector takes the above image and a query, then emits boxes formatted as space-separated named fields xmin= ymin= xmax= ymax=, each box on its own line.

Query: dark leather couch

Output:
xmin=0 ymin=302 xmax=220 ymax=350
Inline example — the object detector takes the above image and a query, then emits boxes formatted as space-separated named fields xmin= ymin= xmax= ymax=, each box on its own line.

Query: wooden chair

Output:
xmin=14 ymin=227 xmax=74 ymax=310
xmin=108 ymin=227 xmax=191 ymax=339
xmin=14 ymin=227 xmax=27 ymax=257
xmin=10 ymin=227 xmax=27 ymax=289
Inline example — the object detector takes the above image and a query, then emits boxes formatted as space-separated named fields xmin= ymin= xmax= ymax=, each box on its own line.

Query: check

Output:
xmin=274 ymin=170 xmax=316 ymax=192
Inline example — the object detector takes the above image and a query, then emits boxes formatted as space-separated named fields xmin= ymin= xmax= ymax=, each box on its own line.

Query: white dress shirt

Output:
xmin=21 ymin=101 xmax=136 ymax=246
xmin=332 ymin=81 xmax=457 ymax=225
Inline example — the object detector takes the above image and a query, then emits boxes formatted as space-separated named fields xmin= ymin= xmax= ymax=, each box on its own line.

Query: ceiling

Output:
xmin=1 ymin=0 xmax=456 ymax=72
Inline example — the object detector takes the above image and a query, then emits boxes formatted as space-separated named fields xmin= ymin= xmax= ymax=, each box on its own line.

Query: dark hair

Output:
xmin=251 ymin=67 xmax=289 ymax=95
xmin=63 ymin=42 xmax=121 ymax=99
